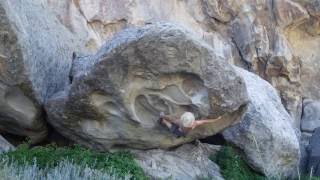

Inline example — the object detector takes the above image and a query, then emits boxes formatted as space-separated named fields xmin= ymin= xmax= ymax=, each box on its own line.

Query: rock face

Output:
xmin=274 ymin=0 xmax=310 ymax=28
xmin=132 ymin=143 xmax=223 ymax=180
xmin=0 ymin=135 xmax=14 ymax=153
xmin=284 ymin=0 xmax=320 ymax=101
xmin=45 ymin=23 xmax=248 ymax=150
xmin=45 ymin=0 xmax=235 ymax=52
xmin=229 ymin=0 xmax=303 ymax=124
xmin=307 ymin=128 xmax=320 ymax=176
xmin=0 ymin=0 xmax=81 ymax=142
xmin=223 ymin=67 xmax=300 ymax=177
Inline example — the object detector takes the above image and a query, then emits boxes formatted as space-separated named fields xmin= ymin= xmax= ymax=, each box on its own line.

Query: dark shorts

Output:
xmin=170 ymin=124 xmax=186 ymax=137
xmin=158 ymin=118 xmax=186 ymax=137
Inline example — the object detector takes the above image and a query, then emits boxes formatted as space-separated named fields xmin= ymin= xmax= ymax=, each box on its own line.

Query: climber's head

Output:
xmin=180 ymin=112 xmax=195 ymax=128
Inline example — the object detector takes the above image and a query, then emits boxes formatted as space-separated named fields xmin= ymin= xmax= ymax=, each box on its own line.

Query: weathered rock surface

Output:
xmin=301 ymin=100 xmax=320 ymax=133
xmin=0 ymin=135 xmax=14 ymax=153
xmin=229 ymin=1 xmax=303 ymax=124
xmin=46 ymin=0 xmax=217 ymax=52
xmin=132 ymin=143 xmax=223 ymax=180
xmin=223 ymin=67 xmax=300 ymax=177
xmin=274 ymin=0 xmax=310 ymax=28
xmin=307 ymin=128 xmax=320 ymax=176
xmin=46 ymin=0 xmax=242 ymax=64
xmin=285 ymin=0 xmax=320 ymax=101
xmin=45 ymin=23 xmax=248 ymax=150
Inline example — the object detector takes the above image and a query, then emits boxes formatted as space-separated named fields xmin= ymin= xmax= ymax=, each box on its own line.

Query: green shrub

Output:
xmin=210 ymin=145 xmax=265 ymax=180
xmin=0 ymin=144 xmax=147 ymax=180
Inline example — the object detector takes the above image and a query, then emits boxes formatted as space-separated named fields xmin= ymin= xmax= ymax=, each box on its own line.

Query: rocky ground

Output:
xmin=0 ymin=0 xmax=319 ymax=179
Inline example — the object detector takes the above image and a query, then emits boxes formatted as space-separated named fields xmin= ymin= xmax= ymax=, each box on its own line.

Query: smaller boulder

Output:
xmin=301 ymin=100 xmax=320 ymax=132
xmin=307 ymin=127 xmax=320 ymax=176
xmin=132 ymin=143 xmax=223 ymax=180
xmin=300 ymin=132 xmax=312 ymax=174
xmin=0 ymin=135 xmax=14 ymax=153
xmin=223 ymin=67 xmax=300 ymax=177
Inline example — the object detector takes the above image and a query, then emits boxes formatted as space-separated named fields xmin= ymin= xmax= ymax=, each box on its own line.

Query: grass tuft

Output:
xmin=0 ymin=158 xmax=131 ymax=180
xmin=210 ymin=145 xmax=265 ymax=180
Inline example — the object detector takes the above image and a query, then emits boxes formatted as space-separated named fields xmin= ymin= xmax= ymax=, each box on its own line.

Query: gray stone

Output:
xmin=45 ymin=23 xmax=249 ymax=150
xmin=307 ymin=128 xmax=320 ymax=176
xmin=0 ymin=0 xmax=81 ymax=142
xmin=301 ymin=100 xmax=320 ymax=132
xmin=300 ymin=132 xmax=312 ymax=175
xmin=132 ymin=143 xmax=223 ymax=180
xmin=223 ymin=67 xmax=300 ymax=177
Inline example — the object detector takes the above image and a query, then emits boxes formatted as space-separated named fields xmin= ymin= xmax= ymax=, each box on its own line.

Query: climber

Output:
xmin=158 ymin=112 xmax=222 ymax=137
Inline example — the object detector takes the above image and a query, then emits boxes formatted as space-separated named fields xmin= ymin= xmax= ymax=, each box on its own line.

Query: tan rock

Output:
xmin=201 ymin=0 xmax=239 ymax=23
xmin=274 ymin=0 xmax=310 ymax=28
xmin=230 ymin=3 xmax=303 ymax=124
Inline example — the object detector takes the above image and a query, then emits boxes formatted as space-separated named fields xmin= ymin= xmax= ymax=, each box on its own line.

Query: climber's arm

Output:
xmin=193 ymin=116 xmax=222 ymax=128
xmin=159 ymin=114 xmax=186 ymax=137
xmin=161 ymin=115 xmax=178 ymax=123
xmin=159 ymin=113 xmax=178 ymax=129
xmin=161 ymin=118 xmax=173 ymax=129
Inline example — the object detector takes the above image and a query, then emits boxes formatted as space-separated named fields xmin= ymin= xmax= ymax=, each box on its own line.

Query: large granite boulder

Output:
xmin=0 ymin=0 xmax=80 ymax=142
xmin=223 ymin=67 xmax=300 ymax=177
xmin=132 ymin=143 xmax=223 ymax=180
xmin=45 ymin=23 xmax=248 ymax=150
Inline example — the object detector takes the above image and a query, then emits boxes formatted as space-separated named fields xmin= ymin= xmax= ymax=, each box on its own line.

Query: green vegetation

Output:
xmin=210 ymin=145 xmax=266 ymax=180
xmin=0 ymin=144 xmax=147 ymax=180
xmin=0 ymin=159 xmax=128 ymax=180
